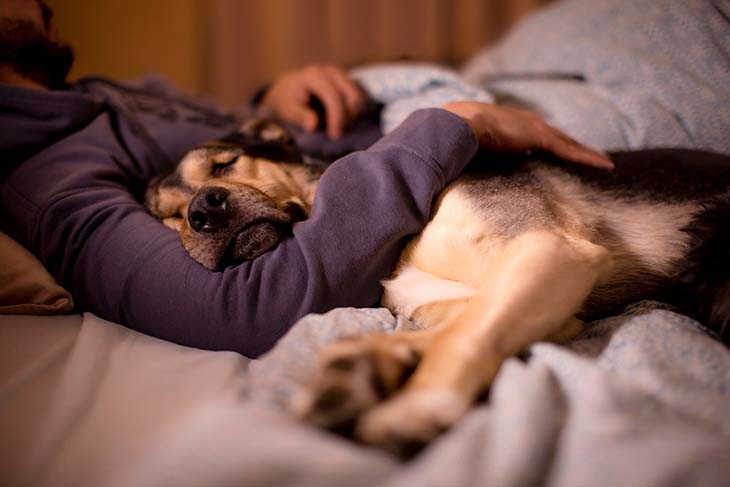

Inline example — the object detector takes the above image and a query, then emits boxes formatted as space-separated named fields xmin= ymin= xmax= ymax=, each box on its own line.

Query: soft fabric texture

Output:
xmin=462 ymin=0 xmax=730 ymax=153
xmin=351 ymin=63 xmax=494 ymax=134
xmin=1 ymin=308 xmax=728 ymax=485
xmin=352 ymin=0 xmax=730 ymax=154
xmin=0 ymin=231 xmax=72 ymax=315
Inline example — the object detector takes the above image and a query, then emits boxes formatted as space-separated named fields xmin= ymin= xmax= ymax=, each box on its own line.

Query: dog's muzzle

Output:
xmin=182 ymin=185 xmax=292 ymax=269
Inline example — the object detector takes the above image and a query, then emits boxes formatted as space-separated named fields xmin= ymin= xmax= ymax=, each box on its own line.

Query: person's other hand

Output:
xmin=442 ymin=101 xmax=614 ymax=169
xmin=259 ymin=64 xmax=367 ymax=140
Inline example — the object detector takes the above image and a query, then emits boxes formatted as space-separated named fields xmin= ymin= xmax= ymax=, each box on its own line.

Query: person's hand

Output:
xmin=259 ymin=64 xmax=367 ymax=140
xmin=442 ymin=101 xmax=614 ymax=169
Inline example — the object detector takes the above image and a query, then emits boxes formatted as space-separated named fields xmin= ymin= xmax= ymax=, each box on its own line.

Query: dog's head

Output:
xmin=145 ymin=118 xmax=322 ymax=270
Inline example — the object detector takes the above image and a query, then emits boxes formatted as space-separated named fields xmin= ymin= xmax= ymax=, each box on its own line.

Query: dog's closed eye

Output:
xmin=211 ymin=156 xmax=239 ymax=175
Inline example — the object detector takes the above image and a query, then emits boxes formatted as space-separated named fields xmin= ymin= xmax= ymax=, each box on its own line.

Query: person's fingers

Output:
xmin=544 ymin=128 xmax=614 ymax=169
xmin=324 ymin=65 xmax=366 ymax=121
xmin=304 ymin=67 xmax=347 ymax=139
xmin=278 ymin=102 xmax=319 ymax=133
xmin=441 ymin=101 xmax=612 ymax=169
xmin=258 ymin=71 xmax=318 ymax=131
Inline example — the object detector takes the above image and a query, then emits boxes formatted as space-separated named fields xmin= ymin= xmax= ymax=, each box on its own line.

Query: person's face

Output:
xmin=0 ymin=0 xmax=46 ymax=29
xmin=0 ymin=0 xmax=74 ymax=88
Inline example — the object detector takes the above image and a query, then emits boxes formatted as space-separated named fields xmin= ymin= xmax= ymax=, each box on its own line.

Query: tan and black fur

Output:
xmin=146 ymin=119 xmax=321 ymax=269
xmin=146 ymin=118 xmax=730 ymax=456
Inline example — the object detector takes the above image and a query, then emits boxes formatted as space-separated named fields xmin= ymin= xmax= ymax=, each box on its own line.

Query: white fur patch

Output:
xmin=599 ymin=200 xmax=696 ymax=274
xmin=536 ymin=166 xmax=697 ymax=275
xmin=382 ymin=266 xmax=475 ymax=318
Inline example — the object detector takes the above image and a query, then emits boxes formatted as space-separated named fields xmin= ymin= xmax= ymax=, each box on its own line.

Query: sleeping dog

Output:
xmin=146 ymin=118 xmax=730 ymax=455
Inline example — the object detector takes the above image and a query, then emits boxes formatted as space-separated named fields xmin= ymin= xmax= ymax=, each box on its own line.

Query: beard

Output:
xmin=0 ymin=19 xmax=74 ymax=89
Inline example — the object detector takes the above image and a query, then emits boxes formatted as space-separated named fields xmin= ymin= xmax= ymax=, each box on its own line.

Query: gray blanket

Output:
xmin=462 ymin=0 xmax=730 ymax=154
xmin=4 ymin=310 xmax=727 ymax=484
xmin=246 ymin=306 xmax=730 ymax=485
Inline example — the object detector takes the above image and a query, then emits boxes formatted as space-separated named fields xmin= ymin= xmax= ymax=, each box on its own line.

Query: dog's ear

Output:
xmin=144 ymin=170 xmax=192 ymax=218
xmin=221 ymin=117 xmax=303 ymax=162
xmin=238 ymin=117 xmax=294 ymax=145
xmin=144 ymin=173 xmax=165 ymax=215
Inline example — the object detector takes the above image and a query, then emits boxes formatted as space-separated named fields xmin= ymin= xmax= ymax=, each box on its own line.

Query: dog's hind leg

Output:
xmin=355 ymin=230 xmax=613 ymax=454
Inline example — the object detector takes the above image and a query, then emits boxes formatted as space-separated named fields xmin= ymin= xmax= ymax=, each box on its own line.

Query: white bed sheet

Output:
xmin=3 ymin=308 xmax=730 ymax=486
xmin=0 ymin=313 xmax=397 ymax=486
xmin=0 ymin=313 xmax=251 ymax=484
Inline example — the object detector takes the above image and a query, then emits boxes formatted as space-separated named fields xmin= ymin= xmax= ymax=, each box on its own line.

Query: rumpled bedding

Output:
xmin=2 ymin=308 xmax=729 ymax=485
xmin=356 ymin=0 xmax=730 ymax=154
xmin=351 ymin=63 xmax=494 ymax=134
xmin=461 ymin=0 xmax=730 ymax=154
xmin=250 ymin=305 xmax=730 ymax=486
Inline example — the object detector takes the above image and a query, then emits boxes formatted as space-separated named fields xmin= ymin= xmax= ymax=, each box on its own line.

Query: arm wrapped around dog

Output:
xmin=2 ymin=108 xmax=476 ymax=357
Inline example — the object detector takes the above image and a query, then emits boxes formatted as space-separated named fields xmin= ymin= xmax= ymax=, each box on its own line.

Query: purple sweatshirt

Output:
xmin=0 ymin=77 xmax=477 ymax=357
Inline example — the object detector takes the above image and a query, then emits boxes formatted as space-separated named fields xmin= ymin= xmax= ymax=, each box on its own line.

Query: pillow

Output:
xmin=0 ymin=231 xmax=73 ymax=315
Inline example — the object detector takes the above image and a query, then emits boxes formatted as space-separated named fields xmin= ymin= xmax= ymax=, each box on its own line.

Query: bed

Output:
xmin=2 ymin=183 xmax=730 ymax=485
xmin=3 ymin=297 xmax=730 ymax=485
xmin=3 ymin=0 xmax=730 ymax=484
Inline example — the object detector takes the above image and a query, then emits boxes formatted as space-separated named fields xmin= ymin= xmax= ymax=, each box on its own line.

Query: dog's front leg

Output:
xmin=356 ymin=231 xmax=612 ymax=454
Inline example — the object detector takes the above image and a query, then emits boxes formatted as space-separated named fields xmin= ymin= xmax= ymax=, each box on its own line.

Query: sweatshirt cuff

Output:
xmin=369 ymin=108 xmax=478 ymax=183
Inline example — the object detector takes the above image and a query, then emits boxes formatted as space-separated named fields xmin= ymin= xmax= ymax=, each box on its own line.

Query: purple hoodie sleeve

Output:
xmin=6 ymin=108 xmax=477 ymax=357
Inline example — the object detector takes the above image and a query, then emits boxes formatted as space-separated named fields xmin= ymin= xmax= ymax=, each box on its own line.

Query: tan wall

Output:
xmin=47 ymin=0 xmax=204 ymax=94
xmin=48 ymin=0 xmax=550 ymax=107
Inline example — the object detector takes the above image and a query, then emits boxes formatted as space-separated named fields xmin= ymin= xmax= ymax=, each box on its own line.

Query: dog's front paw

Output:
xmin=355 ymin=388 xmax=469 ymax=457
xmin=292 ymin=334 xmax=423 ymax=433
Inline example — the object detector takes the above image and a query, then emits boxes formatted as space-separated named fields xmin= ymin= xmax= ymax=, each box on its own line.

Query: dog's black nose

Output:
xmin=188 ymin=187 xmax=230 ymax=233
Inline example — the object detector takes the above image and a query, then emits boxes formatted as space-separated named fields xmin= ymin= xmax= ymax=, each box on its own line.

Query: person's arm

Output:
xmin=6 ymin=108 xmax=474 ymax=357
xmin=3 ymin=92 xmax=610 ymax=358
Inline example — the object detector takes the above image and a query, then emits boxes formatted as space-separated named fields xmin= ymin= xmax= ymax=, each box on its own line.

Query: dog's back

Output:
xmin=384 ymin=149 xmax=730 ymax=340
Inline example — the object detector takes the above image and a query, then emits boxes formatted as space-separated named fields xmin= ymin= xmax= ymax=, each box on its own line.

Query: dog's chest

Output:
xmin=382 ymin=184 xmax=509 ymax=325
